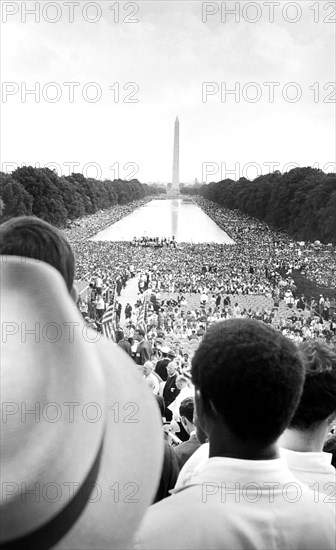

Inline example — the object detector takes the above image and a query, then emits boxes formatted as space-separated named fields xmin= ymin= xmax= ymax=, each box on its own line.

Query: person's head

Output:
xmin=116 ymin=329 xmax=124 ymax=343
xmin=0 ymin=255 xmax=163 ymax=547
xmin=289 ymin=342 xmax=336 ymax=431
xmin=166 ymin=361 xmax=177 ymax=377
xmin=0 ymin=216 xmax=76 ymax=299
xmin=191 ymin=319 xmax=305 ymax=449
xmin=176 ymin=375 xmax=188 ymax=391
xmin=179 ymin=397 xmax=195 ymax=434
xmin=135 ymin=329 xmax=145 ymax=341
xmin=160 ymin=346 xmax=170 ymax=357
xmin=143 ymin=361 xmax=154 ymax=377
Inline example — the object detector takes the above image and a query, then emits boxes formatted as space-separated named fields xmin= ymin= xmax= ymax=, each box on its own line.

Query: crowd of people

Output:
xmin=64 ymin=196 xmax=335 ymax=349
xmin=1 ymin=213 xmax=335 ymax=549
xmin=131 ymin=236 xmax=177 ymax=248
xmin=62 ymin=196 xmax=153 ymax=281
xmin=193 ymin=196 xmax=336 ymax=290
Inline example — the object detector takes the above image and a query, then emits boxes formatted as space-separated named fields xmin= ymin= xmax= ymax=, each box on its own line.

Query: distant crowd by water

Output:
xmin=1 ymin=206 xmax=335 ymax=550
xmin=63 ymin=195 xmax=336 ymax=347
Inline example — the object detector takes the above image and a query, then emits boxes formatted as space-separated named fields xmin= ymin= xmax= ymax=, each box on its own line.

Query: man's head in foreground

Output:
xmin=0 ymin=216 xmax=76 ymax=299
xmin=191 ymin=319 xmax=305 ymax=459
xmin=280 ymin=341 xmax=336 ymax=452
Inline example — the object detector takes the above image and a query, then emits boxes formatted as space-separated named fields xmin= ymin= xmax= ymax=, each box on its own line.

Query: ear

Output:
xmin=180 ymin=415 xmax=187 ymax=428
xmin=195 ymin=389 xmax=208 ymax=433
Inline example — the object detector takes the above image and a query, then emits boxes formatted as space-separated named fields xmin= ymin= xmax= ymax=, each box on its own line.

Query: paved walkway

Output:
xmin=117 ymin=277 xmax=139 ymax=325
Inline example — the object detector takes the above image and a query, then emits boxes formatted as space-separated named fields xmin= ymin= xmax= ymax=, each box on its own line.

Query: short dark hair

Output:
xmin=116 ymin=329 xmax=124 ymax=343
xmin=0 ymin=216 xmax=75 ymax=292
xmin=290 ymin=342 xmax=336 ymax=430
xmin=179 ymin=397 xmax=195 ymax=424
xmin=191 ymin=319 xmax=304 ymax=445
xmin=136 ymin=328 xmax=145 ymax=338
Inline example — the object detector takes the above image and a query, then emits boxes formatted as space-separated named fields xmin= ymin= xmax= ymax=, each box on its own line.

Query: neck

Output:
xmin=279 ymin=426 xmax=328 ymax=453
xmin=209 ymin=427 xmax=279 ymax=460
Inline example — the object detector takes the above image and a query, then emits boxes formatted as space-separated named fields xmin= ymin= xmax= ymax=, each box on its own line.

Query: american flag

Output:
xmin=136 ymin=295 xmax=148 ymax=334
xmin=101 ymin=301 xmax=117 ymax=342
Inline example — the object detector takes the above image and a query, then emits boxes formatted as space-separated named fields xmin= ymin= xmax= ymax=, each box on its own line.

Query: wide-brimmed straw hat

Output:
xmin=0 ymin=257 xmax=163 ymax=549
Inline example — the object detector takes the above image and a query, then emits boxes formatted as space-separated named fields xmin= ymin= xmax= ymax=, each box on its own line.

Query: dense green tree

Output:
xmin=0 ymin=173 xmax=33 ymax=219
xmin=198 ymin=167 xmax=335 ymax=244
xmin=0 ymin=167 xmax=160 ymax=227
xmin=11 ymin=167 xmax=67 ymax=225
xmin=318 ymin=189 xmax=336 ymax=243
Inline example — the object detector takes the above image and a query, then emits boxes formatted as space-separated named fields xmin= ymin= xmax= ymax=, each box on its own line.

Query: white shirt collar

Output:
xmin=172 ymin=455 xmax=298 ymax=495
xmin=280 ymin=447 xmax=334 ymax=473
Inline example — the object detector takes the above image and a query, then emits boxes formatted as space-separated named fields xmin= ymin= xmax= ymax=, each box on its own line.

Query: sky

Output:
xmin=1 ymin=0 xmax=335 ymax=183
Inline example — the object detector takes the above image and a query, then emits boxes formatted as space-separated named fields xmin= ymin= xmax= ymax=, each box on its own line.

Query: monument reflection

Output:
xmin=90 ymin=199 xmax=235 ymax=244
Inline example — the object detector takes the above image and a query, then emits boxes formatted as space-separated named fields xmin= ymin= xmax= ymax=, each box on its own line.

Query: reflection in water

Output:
xmin=171 ymin=199 xmax=179 ymax=236
xmin=90 ymin=199 xmax=235 ymax=244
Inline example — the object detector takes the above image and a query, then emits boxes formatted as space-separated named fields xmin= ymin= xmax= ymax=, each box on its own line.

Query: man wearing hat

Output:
xmin=0 ymin=215 xmax=77 ymax=300
xmin=0 ymin=227 xmax=164 ymax=548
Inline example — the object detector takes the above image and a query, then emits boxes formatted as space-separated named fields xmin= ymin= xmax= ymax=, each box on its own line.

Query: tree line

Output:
xmin=182 ymin=167 xmax=336 ymax=244
xmin=0 ymin=166 xmax=160 ymax=227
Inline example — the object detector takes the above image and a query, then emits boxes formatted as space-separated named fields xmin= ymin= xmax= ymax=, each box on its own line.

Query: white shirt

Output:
xmin=280 ymin=448 xmax=336 ymax=497
xmin=174 ymin=442 xmax=209 ymax=490
xmin=135 ymin=456 xmax=335 ymax=550
xmin=168 ymin=386 xmax=194 ymax=420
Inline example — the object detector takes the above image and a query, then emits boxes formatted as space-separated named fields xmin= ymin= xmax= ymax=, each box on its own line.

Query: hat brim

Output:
xmin=1 ymin=257 xmax=163 ymax=548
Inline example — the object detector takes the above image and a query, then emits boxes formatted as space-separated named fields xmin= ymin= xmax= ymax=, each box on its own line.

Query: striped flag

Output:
xmin=101 ymin=302 xmax=117 ymax=342
xmin=136 ymin=295 xmax=148 ymax=335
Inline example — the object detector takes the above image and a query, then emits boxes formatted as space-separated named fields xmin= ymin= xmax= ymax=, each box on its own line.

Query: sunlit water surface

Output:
xmin=90 ymin=199 xmax=235 ymax=244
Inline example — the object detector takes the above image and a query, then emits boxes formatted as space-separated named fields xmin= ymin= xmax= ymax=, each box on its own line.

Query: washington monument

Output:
xmin=172 ymin=116 xmax=180 ymax=194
